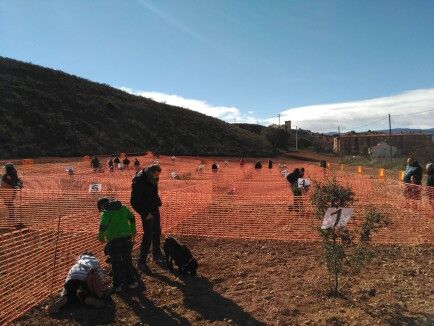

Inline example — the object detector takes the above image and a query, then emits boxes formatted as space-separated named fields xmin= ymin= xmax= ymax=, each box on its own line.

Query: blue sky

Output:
xmin=1 ymin=0 xmax=433 ymax=132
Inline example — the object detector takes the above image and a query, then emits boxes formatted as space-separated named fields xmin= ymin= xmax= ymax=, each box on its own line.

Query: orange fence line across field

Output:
xmin=0 ymin=157 xmax=433 ymax=324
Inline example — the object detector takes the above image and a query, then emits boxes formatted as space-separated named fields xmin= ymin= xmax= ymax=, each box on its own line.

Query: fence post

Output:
xmin=19 ymin=189 xmax=22 ymax=225
xmin=398 ymin=170 xmax=405 ymax=181
xmin=49 ymin=206 xmax=62 ymax=295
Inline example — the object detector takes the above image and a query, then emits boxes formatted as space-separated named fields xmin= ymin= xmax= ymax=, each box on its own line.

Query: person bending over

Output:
xmin=97 ymin=197 xmax=138 ymax=292
xmin=48 ymin=252 xmax=108 ymax=313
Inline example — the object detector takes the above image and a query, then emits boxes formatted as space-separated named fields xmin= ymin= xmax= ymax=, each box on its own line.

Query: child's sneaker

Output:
xmin=128 ymin=282 xmax=138 ymax=289
xmin=84 ymin=297 xmax=105 ymax=309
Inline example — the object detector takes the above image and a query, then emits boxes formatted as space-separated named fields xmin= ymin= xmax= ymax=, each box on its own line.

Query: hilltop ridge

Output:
xmin=0 ymin=57 xmax=271 ymax=158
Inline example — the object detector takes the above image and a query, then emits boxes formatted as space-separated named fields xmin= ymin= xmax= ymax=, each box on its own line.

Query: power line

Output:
xmin=341 ymin=117 xmax=388 ymax=132
xmin=392 ymin=108 xmax=434 ymax=117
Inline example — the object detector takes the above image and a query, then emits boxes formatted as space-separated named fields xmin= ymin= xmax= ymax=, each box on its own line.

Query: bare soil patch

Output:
xmin=14 ymin=237 xmax=433 ymax=325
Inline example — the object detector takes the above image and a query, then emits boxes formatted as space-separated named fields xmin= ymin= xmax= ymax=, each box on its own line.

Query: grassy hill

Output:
xmin=0 ymin=57 xmax=271 ymax=158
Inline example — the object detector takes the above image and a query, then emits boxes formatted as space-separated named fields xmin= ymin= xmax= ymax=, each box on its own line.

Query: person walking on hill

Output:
xmin=133 ymin=158 xmax=141 ymax=173
xmin=130 ymin=164 xmax=163 ymax=273
xmin=268 ymin=160 xmax=273 ymax=169
xmin=211 ymin=162 xmax=219 ymax=172
xmin=97 ymin=197 xmax=138 ymax=292
xmin=91 ymin=156 xmax=100 ymax=172
xmin=255 ymin=161 xmax=262 ymax=169
xmin=1 ymin=163 xmax=23 ymax=220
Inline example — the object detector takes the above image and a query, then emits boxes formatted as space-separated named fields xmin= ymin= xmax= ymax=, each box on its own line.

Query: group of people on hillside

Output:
xmin=49 ymin=164 xmax=163 ymax=312
xmin=210 ymin=158 xmax=274 ymax=172
xmin=90 ymin=155 xmax=141 ymax=173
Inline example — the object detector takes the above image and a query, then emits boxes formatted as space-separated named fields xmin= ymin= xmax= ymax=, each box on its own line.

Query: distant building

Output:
xmin=333 ymin=132 xmax=432 ymax=155
xmin=284 ymin=120 xmax=291 ymax=130
xmin=369 ymin=141 xmax=398 ymax=158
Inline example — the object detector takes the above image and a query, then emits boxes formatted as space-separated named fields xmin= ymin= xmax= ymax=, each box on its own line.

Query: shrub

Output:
xmin=311 ymin=179 xmax=390 ymax=296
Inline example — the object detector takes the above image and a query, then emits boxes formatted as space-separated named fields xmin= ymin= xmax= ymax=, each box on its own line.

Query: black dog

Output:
xmin=163 ymin=237 xmax=198 ymax=276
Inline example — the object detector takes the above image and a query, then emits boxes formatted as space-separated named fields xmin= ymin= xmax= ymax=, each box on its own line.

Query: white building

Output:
xmin=369 ymin=141 xmax=398 ymax=158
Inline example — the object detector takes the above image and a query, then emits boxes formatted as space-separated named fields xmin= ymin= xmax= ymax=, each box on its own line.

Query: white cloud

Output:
xmin=268 ymin=88 xmax=434 ymax=133
xmin=120 ymin=87 xmax=258 ymax=123
xmin=120 ymin=87 xmax=434 ymax=133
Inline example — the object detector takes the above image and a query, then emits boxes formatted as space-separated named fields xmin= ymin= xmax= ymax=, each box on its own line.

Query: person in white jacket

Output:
xmin=48 ymin=252 xmax=107 ymax=313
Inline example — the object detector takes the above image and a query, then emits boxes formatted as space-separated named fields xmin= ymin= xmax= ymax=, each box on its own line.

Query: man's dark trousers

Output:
xmin=139 ymin=209 xmax=161 ymax=263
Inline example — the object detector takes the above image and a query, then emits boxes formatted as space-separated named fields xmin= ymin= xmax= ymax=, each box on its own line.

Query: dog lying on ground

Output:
xmin=163 ymin=237 xmax=198 ymax=276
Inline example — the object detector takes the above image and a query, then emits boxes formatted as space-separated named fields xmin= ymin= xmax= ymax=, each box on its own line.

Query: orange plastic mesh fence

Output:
xmin=0 ymin=157 xmax=433 ymax=324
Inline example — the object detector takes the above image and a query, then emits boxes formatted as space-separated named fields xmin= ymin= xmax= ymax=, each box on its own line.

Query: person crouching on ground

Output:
xmin=286 ymin=167 xmax=305 ymax=211
xmin=130 ymin=164 xmax=163 ymax=273
xmin=1 ymin=163 xmax=23 ymax=220
xmin=97 ymin=197 xmax=138 ymax=292
xmin=47 ymin=252 xmax=108 ymax=313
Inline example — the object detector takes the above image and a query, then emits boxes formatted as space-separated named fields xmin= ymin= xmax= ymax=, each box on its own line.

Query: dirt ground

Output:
xmin=14 ymin=237 xmax=433 ymax=326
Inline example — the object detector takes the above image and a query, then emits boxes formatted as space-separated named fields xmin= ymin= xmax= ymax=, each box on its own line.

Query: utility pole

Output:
xmin=388 ymin=113 xmax=393 ymax=164
xmin=295 ymin=126 xmax=298 ymax=150
xmin=338 ymin=125 xmax=342 ymax=162
xmin=277 ymin=113 xmax=281 ymax=127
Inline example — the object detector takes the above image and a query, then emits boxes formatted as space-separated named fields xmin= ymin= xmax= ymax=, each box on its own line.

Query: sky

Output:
xmin=1 ymin=0 xmax=433 ymax=132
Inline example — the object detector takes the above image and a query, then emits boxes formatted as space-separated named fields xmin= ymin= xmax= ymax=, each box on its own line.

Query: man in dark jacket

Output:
xmin=123 ymin=156 xmax=130 ymax=169
xmin=286 ymin=168 xmax=303 ymax=195
xmin=255 ymin=161 xmax=262 ymax=169
xmin=403 ymin=158 xmax=423 ymax=202
xmin=130 ymin=164 xmax=163 ymax=272
xmin=286 ymin=167 xmax=305 ymax=211
xmin=1 ymin=163 xmax=23 ymax=219
xmin=91 ymin=156 xmax=100 ymax=171
xmin=113 ymin=156 xmax=120 ymax=170
xmin=426 ymin=163 xmax=433 ymax=211
xmin=268 ymin=160 xmax=273 ymax=169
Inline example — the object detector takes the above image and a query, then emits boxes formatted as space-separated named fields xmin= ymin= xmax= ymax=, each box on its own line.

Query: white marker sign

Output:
xmin=88 ymin=183 xmax=102 ymax=193
xmin=321 ymin=208 xmax=353 ymax=230
xmin=297 ymin=178 xmax=311 ymax=188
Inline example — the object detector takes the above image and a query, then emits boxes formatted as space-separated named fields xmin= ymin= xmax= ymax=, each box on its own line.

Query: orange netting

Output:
xmin=0 ymin=156 xmax=433 ymax=324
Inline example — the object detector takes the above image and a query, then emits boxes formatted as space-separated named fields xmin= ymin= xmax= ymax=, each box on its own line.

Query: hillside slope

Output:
xmin=0 ymin=57 xmax=271 ymax=158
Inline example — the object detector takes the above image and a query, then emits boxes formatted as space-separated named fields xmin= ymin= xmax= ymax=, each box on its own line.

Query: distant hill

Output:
xmin=234 ymin=123 xmax=266 ymax=135
xmin=0 ymin=57 xmax=271 ymax=158
xmin=235 ymin=123 xmax=334 ymax=153
xmin=325 ymin=128 xmax=434 ymax=135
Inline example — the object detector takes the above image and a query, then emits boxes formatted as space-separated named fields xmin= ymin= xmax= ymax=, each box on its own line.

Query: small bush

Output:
xmin=311 ymin=179 xmax=390 ymax=296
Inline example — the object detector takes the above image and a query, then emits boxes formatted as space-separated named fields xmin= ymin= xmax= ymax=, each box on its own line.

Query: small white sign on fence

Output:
xmin=88 ymin=183 xmax=102 ymax=193
xmin=297 ymin=178 xmax=311 ymax=188
xmin=321 ymin=208 xmax=354 ymax=230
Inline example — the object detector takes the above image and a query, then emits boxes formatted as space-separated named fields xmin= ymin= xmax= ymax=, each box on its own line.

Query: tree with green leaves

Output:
xmin=311 ymin=178 xmax=390 ymax=296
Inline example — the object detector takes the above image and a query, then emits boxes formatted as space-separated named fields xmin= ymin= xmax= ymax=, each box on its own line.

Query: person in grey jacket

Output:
xmin=48 ymin=252 xmax=107 ymax=313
